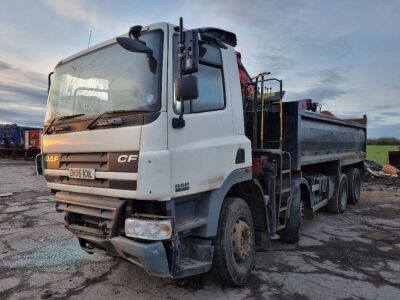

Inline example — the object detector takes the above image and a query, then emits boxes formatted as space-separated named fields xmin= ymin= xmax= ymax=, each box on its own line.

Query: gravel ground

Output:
xmin=0 ymin=158 xmax=400 ymax=299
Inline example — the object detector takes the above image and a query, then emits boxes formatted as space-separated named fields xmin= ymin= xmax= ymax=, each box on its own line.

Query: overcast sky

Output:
xmin=0 ymin=0 xmax=399 ymax=137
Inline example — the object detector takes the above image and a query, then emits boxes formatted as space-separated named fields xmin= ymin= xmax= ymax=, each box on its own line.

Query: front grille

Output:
xmin=59 ymin=153 xmax=109 ymax=171
xmin=45 ymin=152 xmax=139 ymax=173
xmin=56 ymin=191 xmax=125 ymax=238
xmin=44 ymin=151 xmax=139 ymax=191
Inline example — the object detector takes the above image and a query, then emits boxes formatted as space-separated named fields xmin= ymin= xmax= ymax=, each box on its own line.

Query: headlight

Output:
xmin=125 ymin=218 xmax=173 ymax=240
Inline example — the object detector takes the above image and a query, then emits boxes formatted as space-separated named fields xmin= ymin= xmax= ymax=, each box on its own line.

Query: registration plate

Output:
xmin=68 ymin=168 xmax=95 ymax=180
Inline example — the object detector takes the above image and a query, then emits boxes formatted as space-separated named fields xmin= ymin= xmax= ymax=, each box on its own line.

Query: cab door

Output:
xmin=168 ymin=40 xmax=244 ymax=198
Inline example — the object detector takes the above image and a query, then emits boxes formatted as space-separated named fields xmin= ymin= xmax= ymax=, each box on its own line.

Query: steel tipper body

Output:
xmin=280 ymin=101 xmax=367 ymax=220
xmin=282 ymin=101 xmax=366 ymax=170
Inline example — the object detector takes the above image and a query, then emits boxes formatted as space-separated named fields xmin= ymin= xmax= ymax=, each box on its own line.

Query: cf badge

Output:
xmin=117 ymin=154 xmax=138 ymax=163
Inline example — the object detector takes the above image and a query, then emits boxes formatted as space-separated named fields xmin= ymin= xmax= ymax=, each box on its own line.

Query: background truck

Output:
xmin=0 ymin=124 xmax=42 ymax=160
xmin=37 ymin=18 xmax=366 ymax=286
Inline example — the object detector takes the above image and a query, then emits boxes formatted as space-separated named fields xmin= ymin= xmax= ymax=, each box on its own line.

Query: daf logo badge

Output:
xmin=117 ymin=154 xmax=138 ymax=163
xmin=46 ymin=155 xmax=59 ymax=162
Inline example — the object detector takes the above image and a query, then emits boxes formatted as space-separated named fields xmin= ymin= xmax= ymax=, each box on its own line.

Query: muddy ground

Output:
xmin=0 ymin=158 xmax=399 ymax=300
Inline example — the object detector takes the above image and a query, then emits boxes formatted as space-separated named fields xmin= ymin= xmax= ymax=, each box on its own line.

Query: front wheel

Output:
xmin=212 ymin=197 xmax=255 ymax=286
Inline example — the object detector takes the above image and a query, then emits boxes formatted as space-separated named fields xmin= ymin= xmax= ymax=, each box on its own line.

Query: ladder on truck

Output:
xmin=244 ymin=73 xmax=293 ymax=234
xmin=261 ymin=149 xmax=292 ymax=234
xmin=276 ymin=151 xmax=292 ymax=231
xmin=243 ymin=74 xmax=284 ymax=150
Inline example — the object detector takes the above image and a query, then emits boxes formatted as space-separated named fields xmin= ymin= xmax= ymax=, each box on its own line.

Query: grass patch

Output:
xmin=367 ymin=145 xmax=399 ymax=166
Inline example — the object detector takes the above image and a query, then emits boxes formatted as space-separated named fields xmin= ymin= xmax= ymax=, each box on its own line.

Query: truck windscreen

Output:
xmin=45 ymin=30 xmax=163 ymax=122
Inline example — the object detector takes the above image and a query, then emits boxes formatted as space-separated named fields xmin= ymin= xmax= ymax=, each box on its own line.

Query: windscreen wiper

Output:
xmin=44 ymin=114 xmax=86 ymax=134
xmin=86 ymin=109 xmax=152 ymax=129
xmin=57 ymin=113 xmax=86 ymax=120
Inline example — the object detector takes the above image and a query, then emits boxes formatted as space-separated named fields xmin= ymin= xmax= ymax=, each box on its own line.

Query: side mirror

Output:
xmin=172 ymin=17 xmax=199 ymax=129
xmin=35 ymin=153 xmax=44 ymax=176
xmin=175 ymin=75 xmax=199 ymax=101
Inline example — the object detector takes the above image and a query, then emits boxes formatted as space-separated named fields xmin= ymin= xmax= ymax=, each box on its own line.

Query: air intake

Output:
xmin=196 ymin=27 xmax=237 ymax=47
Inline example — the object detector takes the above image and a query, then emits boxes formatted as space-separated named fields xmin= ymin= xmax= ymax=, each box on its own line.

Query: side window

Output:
xmin=174 ymin=39 xmax=225 ymax=114
xmin=192 ymin=64 xmax=224 ymax=112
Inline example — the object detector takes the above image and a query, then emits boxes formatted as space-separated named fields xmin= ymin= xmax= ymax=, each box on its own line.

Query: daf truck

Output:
xmin=37 ymin=18 xmax=366 ymax=286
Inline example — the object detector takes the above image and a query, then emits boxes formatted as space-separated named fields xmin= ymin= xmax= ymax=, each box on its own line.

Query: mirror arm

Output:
xmin=47 ymin=71 xmax=54 ymax=95
xmin=172 ymin=17 xmax=186 ymax=129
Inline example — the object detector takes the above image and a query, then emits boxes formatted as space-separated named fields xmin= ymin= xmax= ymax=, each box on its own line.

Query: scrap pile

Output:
xmin=365 ymin=160 xmax=399 ymax=178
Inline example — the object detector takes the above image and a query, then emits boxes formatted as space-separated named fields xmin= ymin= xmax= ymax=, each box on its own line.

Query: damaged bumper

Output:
xmin=54 ymin=191 xmax=213 ymax=279
xmin=54 ymin=191 xmax=171 ymax=277
xmin=78 ymin=234 xmax=171 ymax=277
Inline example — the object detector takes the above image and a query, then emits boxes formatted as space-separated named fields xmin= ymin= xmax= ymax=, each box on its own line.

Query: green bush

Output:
xmin=367 ymin=137 xmax=400 ymax=145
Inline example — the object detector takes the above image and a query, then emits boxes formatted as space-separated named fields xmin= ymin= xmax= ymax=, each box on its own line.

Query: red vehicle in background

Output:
xmin=24 ymin=129 xmax=42 ymax=160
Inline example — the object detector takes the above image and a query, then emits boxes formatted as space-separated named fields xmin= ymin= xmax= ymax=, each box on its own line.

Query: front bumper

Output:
xmin=78 ymin=234 xmax=171 ymax=277
xmin=53 ymin=191 xmax=171 ymax=277
xmin=55 ymin=191 xmax=213 ymax=279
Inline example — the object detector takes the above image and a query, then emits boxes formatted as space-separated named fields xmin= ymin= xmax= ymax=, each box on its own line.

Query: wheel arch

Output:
xmin=293 ymin=177 xmax=312 ymax=209
xmin=194 ymin=169 xmax=269 ymax=241
xmin=225 ymin=179 xmax=269 ymax=243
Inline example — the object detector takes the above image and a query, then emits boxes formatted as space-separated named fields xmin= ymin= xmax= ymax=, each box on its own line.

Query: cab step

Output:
xmin=270 ymin=233 xmax=280 ymax=240
xmin=280 ymin=188 xmax=290 ymax=194
xmin=277 ymin=225 xmax=286 ymax=231
xmin=175 ymin=259 xmax=212 ymax=278
xmin=176 ymin=217 xmax=207 ymax=233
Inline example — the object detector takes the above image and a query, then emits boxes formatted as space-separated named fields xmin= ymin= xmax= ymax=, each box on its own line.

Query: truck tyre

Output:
xmin=345 ymin=168 xmax=361 ymax=204
xmin=326 ymin=174 xmax=348 ymax=214
xmin=279 ymin=188 xmax=301 ymax=243
xmin=213 ymin=197 xmax=255 ymax=286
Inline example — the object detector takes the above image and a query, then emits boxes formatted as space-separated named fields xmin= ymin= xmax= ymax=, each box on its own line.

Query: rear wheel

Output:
xmin=213 ymin=197 xmax=255 ymax=286
xmin=326 ymin=174 xmax=348 ymax=214
xmin=345 ymin=168 xmax=361 ymax=204
xmin=279 ymin=188 xmax=301 ymax=243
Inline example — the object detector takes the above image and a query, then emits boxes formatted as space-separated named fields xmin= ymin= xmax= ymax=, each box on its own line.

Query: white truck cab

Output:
xmin=41 ymin=20 xmax=256 ymax=285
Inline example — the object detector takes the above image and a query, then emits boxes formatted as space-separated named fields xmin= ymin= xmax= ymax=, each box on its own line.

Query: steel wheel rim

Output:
xmin=232 ymin=218 xmax=252 ymax=264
